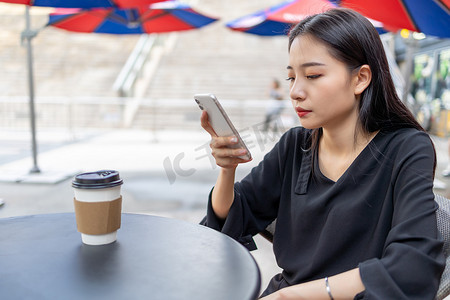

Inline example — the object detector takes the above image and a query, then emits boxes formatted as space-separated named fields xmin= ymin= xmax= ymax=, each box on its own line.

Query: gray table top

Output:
xmin=0 ymin=213 xmax=261 ymax=300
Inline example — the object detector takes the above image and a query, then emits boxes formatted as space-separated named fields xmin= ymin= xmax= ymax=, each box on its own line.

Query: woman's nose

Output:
xmin=289 ymin=81 xmax=306 ymax=101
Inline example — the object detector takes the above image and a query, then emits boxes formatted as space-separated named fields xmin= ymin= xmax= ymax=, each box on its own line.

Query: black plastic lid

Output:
xmin=72 ymin=170 xmax=123 ymax=189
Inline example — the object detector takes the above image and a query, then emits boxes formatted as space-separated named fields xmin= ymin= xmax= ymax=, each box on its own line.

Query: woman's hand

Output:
xmin=200 ymin=111 xmax=251 ymax=169
xmin=259 ymin=285 xmax=329 ymax=300
xmin=260 ymin=269 xmax=364 ymax=300
xmin=259 ymin=286 xmax=312 ymax=300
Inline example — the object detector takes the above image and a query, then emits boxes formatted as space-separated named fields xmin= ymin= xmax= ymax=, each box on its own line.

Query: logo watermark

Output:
xmin=163 ymin=117 xmax=287 ymax=184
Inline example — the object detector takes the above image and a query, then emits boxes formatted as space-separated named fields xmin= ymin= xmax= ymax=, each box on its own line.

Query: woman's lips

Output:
xmin=296 ymin=107 xmax=311 ymax=117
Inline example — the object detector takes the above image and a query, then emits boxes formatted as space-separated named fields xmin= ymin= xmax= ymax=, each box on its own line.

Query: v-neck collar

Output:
xmin=295 ymin=131 xmax=382 ymax=194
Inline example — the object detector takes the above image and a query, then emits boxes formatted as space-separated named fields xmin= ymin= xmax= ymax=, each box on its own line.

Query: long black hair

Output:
xmin=288 ymin=8 xmax=436 ymax=174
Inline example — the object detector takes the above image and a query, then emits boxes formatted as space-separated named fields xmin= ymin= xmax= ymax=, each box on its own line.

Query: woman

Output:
xmin=200 ymin=8 xmax=445 ymax=300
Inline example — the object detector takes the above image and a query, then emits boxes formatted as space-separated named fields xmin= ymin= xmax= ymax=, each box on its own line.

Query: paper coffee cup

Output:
xmin=72 ymin=170 xmax=123 ymax=245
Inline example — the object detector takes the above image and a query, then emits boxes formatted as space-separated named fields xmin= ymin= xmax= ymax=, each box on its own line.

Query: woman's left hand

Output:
xmin=260 ymin=269 xmax=364 ymax=300
xmin=259 ymin=287 xmax=307 ymax=300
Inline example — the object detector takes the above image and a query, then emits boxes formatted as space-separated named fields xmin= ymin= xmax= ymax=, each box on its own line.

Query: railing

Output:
xmin=0 ymin=97 xmax=126 ymax=130
xmin=0 ymin=97 xmax=299 ymax=132
xmin=112 ymin=34 xmax=158 ymax=98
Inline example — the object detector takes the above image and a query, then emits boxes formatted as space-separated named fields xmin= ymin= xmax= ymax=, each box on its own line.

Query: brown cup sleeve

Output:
xmin=73 ymin=196 xmax=122 ymax=235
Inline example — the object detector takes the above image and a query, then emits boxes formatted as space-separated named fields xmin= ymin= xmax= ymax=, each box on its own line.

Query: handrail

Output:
xmin=113 ymin=34 xmax=157 ymax=97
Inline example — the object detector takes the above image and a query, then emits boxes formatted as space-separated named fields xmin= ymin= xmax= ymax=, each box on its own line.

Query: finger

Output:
xmin=210 ymin=136 xmax=239 ymax=149
xmin=200 ymin=111 xmax=217 ymax=137
xmin=211 ymin=147 xmax=249 ymax=160
xmin=216 ymin=156 xmax=252 ymax=169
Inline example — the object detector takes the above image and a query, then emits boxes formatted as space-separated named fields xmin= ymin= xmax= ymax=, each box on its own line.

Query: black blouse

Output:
xmin=203 ymin=127 xmax=445 ymax=299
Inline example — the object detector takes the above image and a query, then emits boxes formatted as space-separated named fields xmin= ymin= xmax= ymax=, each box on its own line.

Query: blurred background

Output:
xmin=0 ymin=0 xmax=449 ymax=292
xmin=0 ymin=0 xmax=298 ymax=219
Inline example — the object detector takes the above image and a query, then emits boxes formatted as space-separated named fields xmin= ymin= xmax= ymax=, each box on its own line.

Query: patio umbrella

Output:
xmin=333 ymin=0 xmax=450 ymax=38
xmin=0 ymin=0 xmax=165 ymax=9
xmin=226 ymin=0 xmax=336 ymax=36
xmin=226 ymin=0 xmax=388 ymax=36
xmin=47 ymin=1 xmax=219 ymax=34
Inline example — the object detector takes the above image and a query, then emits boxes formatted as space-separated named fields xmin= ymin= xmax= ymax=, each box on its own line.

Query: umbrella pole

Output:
xmin=23 ymin=6 xmax=40 ymax=174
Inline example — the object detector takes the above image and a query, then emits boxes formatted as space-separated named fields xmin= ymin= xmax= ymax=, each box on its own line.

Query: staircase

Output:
xmin=0 ymin=4 xmax=140 ymax=98
xmin=131 ymin=0 xmax=292 ymax=130
xmin=0 ymin=1 xmax=295 ymax=131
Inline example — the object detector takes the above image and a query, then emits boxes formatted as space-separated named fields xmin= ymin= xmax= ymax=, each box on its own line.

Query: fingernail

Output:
xmin=230 ymin=137 xmax=238 ymax=143
xmin=238 ymin=149 xmax=247 ymax=155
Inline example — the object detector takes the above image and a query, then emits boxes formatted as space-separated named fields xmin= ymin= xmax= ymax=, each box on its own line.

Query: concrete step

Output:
xmin=140 ymin=0 xmax=290 ymax=104
xmin=0 ymin=6 xmax=140 ymax=98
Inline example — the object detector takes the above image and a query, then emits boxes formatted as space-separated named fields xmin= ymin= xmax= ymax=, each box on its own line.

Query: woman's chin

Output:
xmin=298 ymin=121 xmax=320 ymax=130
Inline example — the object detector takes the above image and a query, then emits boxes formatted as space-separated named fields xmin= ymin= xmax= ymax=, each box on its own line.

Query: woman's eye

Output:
xmin=306 ymin=74 xmax=321 ymax=79
xmin=285 ymin=77 xmax=295 ymax=82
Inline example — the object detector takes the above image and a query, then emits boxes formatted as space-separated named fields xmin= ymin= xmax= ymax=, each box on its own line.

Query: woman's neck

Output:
xmin=320 ymin=125 xmax=377 ymax=156
xmin=318 ymin=126 xmax=378 ymax=182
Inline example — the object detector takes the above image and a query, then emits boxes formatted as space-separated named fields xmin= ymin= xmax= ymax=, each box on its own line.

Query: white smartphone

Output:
xmin=194 ymin=93 xmax=251 ymax=160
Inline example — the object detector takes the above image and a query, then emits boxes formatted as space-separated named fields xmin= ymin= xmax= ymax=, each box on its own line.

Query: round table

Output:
xmin=0 ymin=213 xmax=261 ymax=300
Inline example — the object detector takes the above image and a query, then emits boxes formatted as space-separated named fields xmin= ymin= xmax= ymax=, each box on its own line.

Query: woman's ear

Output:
xmin=354 ymin=64 xmax=372 ymax=95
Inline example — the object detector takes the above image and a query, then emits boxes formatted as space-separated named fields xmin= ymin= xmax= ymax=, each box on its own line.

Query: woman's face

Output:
xmin=287 ymin=35 xmax=361 ymax=130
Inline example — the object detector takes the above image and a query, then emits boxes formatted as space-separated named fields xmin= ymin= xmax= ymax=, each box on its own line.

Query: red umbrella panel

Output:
xmin=226 ymin=0 xmax=336 ymax=36
xmin=47 ymin=1 xmax=219 ymax=34
xmin=333 ymin=0 xmax=450 ymax=38
xmin=263 ymin=0 xmax=336 ymax=23
xmin=0 ymin=0 xmax=165 ymax=9
xmin=226 ymin=0 xmax=389 ymax=36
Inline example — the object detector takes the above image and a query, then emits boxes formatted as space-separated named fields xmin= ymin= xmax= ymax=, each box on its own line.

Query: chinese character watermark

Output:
xmin=163 ymin=116 xmax=287 ymax=184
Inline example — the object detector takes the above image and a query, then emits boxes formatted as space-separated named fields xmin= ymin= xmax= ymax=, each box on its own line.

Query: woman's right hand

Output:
xmin=200 ymin=111 xmax=252 ymax=169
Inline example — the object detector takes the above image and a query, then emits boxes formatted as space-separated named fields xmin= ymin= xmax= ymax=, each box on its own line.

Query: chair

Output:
xmin=435 ymin=194 xmax=450 ymax=300
xmin=260 ymin=193 xmax=450 ymax=300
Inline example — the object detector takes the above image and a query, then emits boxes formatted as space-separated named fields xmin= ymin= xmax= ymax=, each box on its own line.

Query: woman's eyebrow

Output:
xmin=301 ymin=62 xmax=325 ymax=67
xmin=286 ymin=62 xmax=325 ymax=70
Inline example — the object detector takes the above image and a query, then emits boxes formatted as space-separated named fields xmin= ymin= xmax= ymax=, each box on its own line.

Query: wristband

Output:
xmin=325 ymin=277 xmax=334 ymax=300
